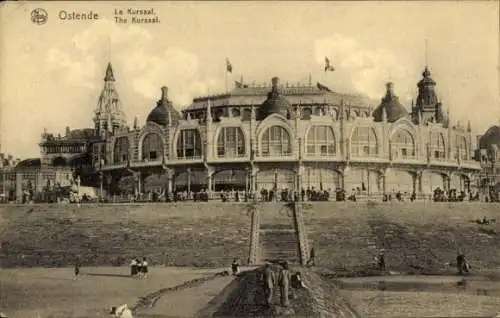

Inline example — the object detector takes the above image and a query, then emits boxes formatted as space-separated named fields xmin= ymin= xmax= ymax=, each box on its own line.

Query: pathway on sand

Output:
xmin=136 ymin=275 xmax=236 ymax=318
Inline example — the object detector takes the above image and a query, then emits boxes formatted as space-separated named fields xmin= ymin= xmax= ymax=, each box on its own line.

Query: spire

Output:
xmin=206 ymin=98 xmax=212 ymax=122
xmin=94 ymin=63 xmax=126 ymax=135
xmin=467 ymin=120 xmax=471 ymax=133
xmin=104 ymin=63 xmax=115 ymax=82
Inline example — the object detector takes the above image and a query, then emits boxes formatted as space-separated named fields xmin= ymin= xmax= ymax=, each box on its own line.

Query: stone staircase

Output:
xmin=257 ymin=203 xmax=302 ymax=264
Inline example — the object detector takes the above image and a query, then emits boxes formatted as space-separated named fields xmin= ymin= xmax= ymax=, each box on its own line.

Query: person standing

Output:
xmin=73 ymin=260 xmax=80 ymax=280
xmin=135 ymin=258 xmax=142 ymax=279
xmin=278 ymin=262 xmax=291 ymax=307
xmin=130 ymin=258 xmax=138 ymax=277
xmin=262 ymin=264 xmax=276 ymax=306
xmin=231 ymin=258 xmax=240 ymax=276
xmin=141 ymin=257 xmax=149 ymax=279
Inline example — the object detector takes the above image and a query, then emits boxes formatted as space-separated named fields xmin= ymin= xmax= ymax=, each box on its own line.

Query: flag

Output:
xmin=324 ymin=57 xmax=335 ymax=72
xmin=226 ymin=58 xmax=233 ymax=73
xmin=235 ymin=81 xmax=248 ymax=88
xmin=316 ymin=82 xmax=332 ymax=92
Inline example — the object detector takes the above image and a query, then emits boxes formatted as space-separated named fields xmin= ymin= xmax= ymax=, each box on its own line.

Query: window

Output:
xmin=176 ymin=129 xmax=202 ymax=159
xmin=113 ymin=137 xmax=129 ymax=164
xmin=261 ymin=126 xmax=292 ymax=157
xmin=142 ymin=133 xmax=163 ymax=161
xmin=430 ymin=132 xmax=446 ymax=159
xmin=392 ymin=129 xmax=415 ymax=159
xmin=351 ymin=127 xmax=378 ymax=156
xmin=306 ymin=126 xmax=336 ymax=156
xmin=216 ymin=127 xmax=245 ymax=158
xmin=456 ymin=136 xmax=468 ymax=161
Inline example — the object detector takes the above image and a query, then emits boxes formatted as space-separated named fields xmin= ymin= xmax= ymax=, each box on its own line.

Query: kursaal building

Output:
xmin=4 ymin=62 xmax=489 ymax=201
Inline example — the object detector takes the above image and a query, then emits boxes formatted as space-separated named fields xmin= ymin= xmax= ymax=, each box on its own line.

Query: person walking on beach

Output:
xmin=130 ymin=258 xmax=138 ymax=277
xmin=262 ymin=263 xmax=276 ymax=306
xmin=73 ymin=261 xmax=80 ymax=280
xmin=141 ymin=257 xmax=149 ymax=279
xmin=135 ymin=258 xmax=142 ymax=278
xmin=278 ymin=262 xmax=291 ymax=307
xmin=231 ymin=258 xmax=240 ymax=276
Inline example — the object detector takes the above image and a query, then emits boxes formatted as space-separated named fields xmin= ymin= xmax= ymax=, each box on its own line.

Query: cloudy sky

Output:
xmin=1 ymin=1 xmax=499 ymax=158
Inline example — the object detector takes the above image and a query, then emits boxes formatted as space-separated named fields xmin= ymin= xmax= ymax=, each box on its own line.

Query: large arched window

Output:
xmin=456 ymin=135 xmax=468 ymax=161
xmin=351 ymin=127 xmax=378 ymax=156
xmin=261 ymin=126 xmax=292 ymax=157
xmin=113 ymin=137 xmax=129 ymax=164
xmin=176 ymin=129 xmax=202 ymax=159
xmin=391 ymin=129 xmax=415 ymax=159
xmin=306 ymin=125 xmax=336 ymax=156
xmin=142 ymin=133 xmax=163 ymax=161
xmin=216 ymin=127 xmax=245 ymax=158
xmin=429 ymin=132 xmax=446 ymax=159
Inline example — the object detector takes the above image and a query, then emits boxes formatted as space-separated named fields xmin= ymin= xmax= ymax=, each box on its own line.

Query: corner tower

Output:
xmin=413 ymin=66 xmax=444 ymax=124
xmin=93 ymin=63 xmax=127 ymax=136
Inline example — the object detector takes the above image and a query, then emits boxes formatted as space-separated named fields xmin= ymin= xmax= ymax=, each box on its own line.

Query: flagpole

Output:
xmin=225 ymin=63 xmax=228 ymax=93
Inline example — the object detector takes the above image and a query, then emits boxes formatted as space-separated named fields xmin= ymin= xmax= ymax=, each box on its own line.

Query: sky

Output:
xmin=1 ymin=1 xmax=499 ymax=158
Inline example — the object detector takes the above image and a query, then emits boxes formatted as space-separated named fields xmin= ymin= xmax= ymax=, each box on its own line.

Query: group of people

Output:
xmin=130 ymin=257 xmax=149 ymax=278
xmin=260 ymin=261 xmax=307 ymax=308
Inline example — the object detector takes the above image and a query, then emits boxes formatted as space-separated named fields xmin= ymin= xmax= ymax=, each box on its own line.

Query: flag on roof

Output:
xmin=235 ymin=81 xmax=248 ymax=88
xmin=317 ymin=82 xmax=332 ymax=92
xmin=226 ymin=58 xmax=233 ymax=73
xmin=324 ymin=57 xmax=335 ymax=72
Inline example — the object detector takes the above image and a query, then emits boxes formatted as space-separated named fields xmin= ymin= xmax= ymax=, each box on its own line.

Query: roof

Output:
xmin=479 ymin=125 xmax=500 ymax=149
xmin=146 ymin=87 xmax=182 ymax=126
xmin=258 ymin=77 xmax=294 ymax=119
xmin=185 ymin=82 xmax=372 ymax=111
xmin=16 ymin=158 xmax=41 ymax=168
xmin=372 ymin=82 xmax=409 ymax=123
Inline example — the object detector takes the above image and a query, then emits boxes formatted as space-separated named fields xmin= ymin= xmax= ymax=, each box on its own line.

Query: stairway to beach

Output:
xmin=257 ymin=203 xmax=301 ymax=264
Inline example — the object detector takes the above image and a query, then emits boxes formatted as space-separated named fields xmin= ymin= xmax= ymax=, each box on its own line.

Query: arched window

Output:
xmin=429 ymin=132 xmax=446 ymax=159
xmin=392 ymin=129 xmax=415 ymax=159
xmin=351 ymin=127 xmax=378 ymax=156
xmin=113 ymin=137 xmax=129 ymax=164
xmin=217 ymin=127 xmax=245 ymax=158
xmin=456 ymin=135 xmax=468 ymax=160
xmin=306 ymin=126 xmax=336 ymax=156
xmin=176 ymin=129 xmax=202 ymax=159
xmin=261 ymin=126 xmax=292 ymax=157
xmin=231 ymin=108 xmax=241 ymax=117
xmin=142 ymin=133 xmax=163 ymax=161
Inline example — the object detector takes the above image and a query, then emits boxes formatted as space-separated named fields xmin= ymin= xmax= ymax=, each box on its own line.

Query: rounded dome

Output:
xmin=372 ymin=82 xmax=409 ymax=123
xmin=146 ymin=87 xmax=181 ymax=126
xmin=259 ymin=77 xmax=294 ymax=120
xmin=479 ymin=125 xmax=500 ymax=149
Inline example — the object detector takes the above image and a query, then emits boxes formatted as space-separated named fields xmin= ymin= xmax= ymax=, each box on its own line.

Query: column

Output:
xmin=187 ymin=168 xmax=191 ymax=195
xmin=16 ymin=172 xmax=22 ymax=203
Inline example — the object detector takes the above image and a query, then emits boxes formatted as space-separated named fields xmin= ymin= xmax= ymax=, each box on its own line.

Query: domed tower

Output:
xmin=258 ymin=77 xmax=294 ymax=120
xmin=413 ymin=66 xmax=444 ymax=124
xmin=146 ymin=86 xmax=181 ymax=126
xmin=372 ymin=82 xmax=409 ymax=122
xmin=479 ymin=125 xmax=500 ymax=149
xmin=93 ymin=63 xmax=127 ymax=136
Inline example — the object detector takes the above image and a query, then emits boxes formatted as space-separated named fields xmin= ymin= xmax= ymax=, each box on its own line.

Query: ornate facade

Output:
xmin=95 ymin=64 xmax=481 ymax=199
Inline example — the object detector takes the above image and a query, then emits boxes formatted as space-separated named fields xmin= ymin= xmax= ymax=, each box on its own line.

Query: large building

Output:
xmin=0 ymin=62 xmax=486 ymax=202
xmin=92 ymin=63 xmax=481 ymax=200
xmin=476 ymin=124 xmax=500 ymax=201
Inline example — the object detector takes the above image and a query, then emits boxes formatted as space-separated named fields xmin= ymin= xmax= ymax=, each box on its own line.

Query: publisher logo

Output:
xmin=31 ymin=8 xmax=48 ymax=25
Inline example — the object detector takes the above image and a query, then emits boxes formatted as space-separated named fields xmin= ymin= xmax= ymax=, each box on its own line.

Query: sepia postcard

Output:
xmin=0 ymin=1 xmax=499 ymax=318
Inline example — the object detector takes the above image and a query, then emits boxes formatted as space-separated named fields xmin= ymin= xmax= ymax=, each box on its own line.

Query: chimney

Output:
xmin=161 ymin=86 xmax=169 ymax=102
xmin=271 ymin=77 xmax=280 ymax=90
xmin=386 ymin=82 xmax=394 ymax=96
